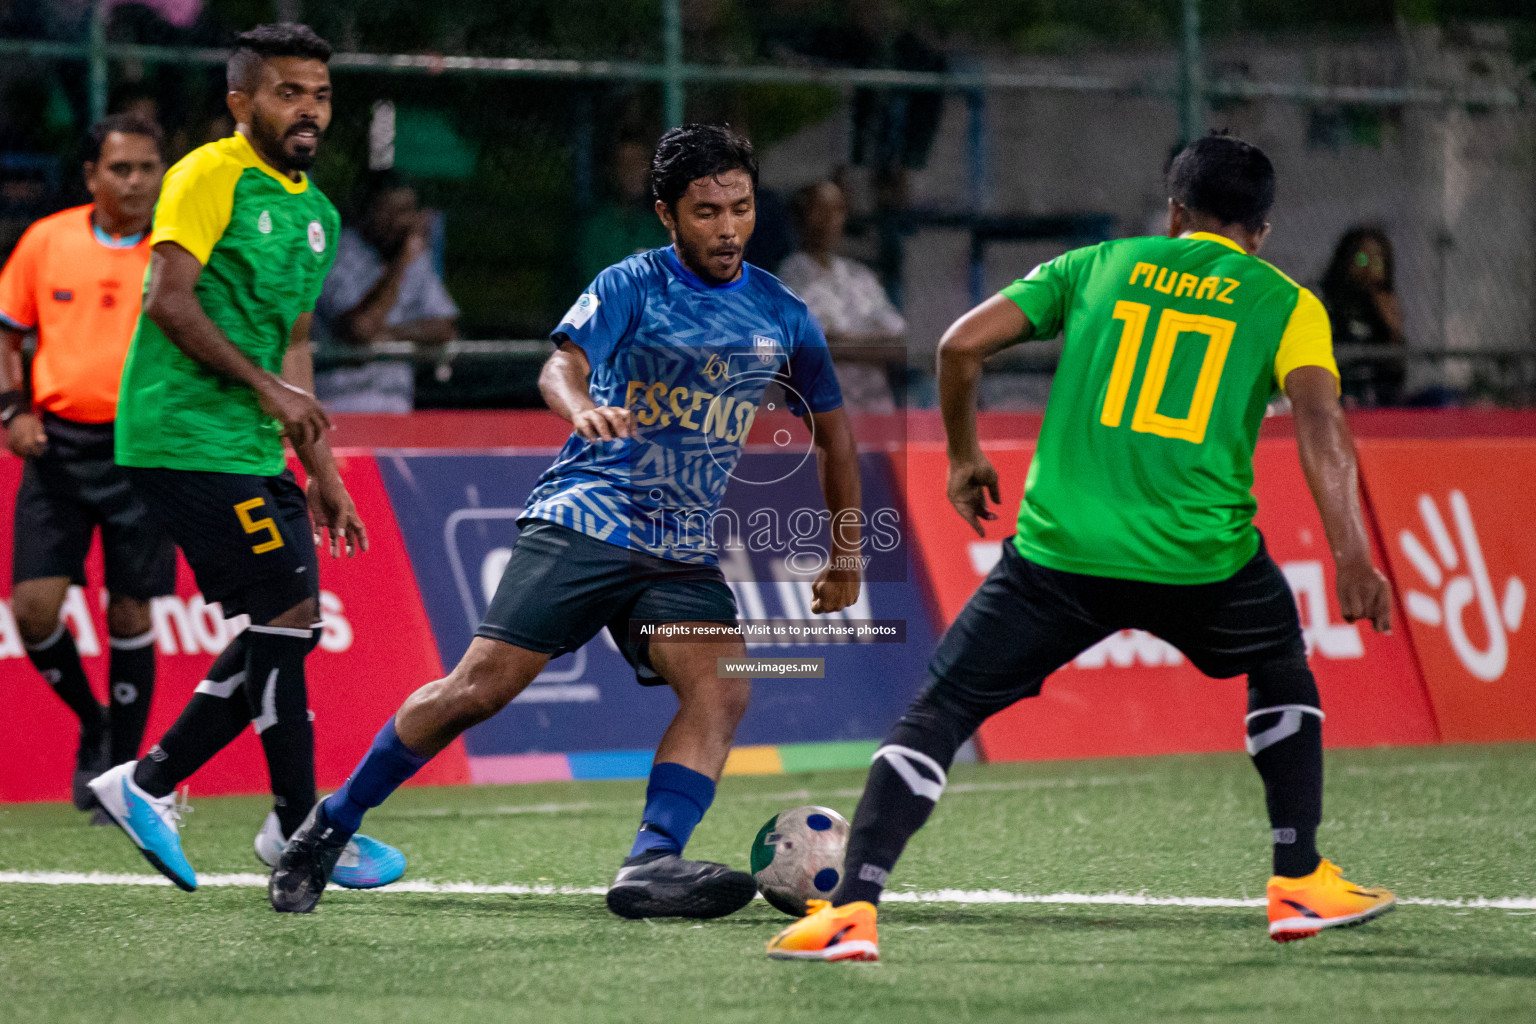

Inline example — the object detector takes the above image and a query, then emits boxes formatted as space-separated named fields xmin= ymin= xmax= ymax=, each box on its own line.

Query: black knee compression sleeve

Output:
xmin=1246 ymin=654 xmax=1323 ymax=878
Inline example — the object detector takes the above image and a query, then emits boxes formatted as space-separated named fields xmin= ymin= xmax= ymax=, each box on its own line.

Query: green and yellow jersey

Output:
xmin=1002 ymin=231 xmax=1337 ymax=585
xmin=115 ymin=132 xmax=339 ymax=476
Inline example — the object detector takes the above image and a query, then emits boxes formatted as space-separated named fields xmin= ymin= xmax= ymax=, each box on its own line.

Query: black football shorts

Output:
xmin=126 ymin=466 xmax=318 ymax=623
xmin=12 ymin=412 xmax=175 ymax=599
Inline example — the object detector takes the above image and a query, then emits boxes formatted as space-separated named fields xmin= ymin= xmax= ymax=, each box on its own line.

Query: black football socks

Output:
xmin=834 ymin=691 xmax=970 ymax=907
xmin=1246 ymin=656 xmax=1325 ymax=879
xmin=134 ymin=632 xmax=252 ymax=798
xmin=107 ymin=629 xmax=157 ymax=765
xmin=26 ymin=624 xmax=106 ymax=755
xmin=244 ymin=626 xmax=318 ymax=838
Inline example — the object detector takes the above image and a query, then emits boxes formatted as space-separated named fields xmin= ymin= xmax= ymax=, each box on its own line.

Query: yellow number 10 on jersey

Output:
xmin=1100 ymin=300 xmax=1236 ymax=445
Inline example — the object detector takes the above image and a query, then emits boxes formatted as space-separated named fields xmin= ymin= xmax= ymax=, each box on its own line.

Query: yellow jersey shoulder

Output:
xmin=150 ymin=138 xmax=250 ymax=264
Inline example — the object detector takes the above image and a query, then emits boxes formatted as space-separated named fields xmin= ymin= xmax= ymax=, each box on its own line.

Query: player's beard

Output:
xmin=674 ymin=230 xmax=742 ymax=286
xmin=250 ymin=108 xmax=322 ymax=174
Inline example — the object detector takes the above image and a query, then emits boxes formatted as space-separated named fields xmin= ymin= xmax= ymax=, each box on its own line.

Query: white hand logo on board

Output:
xmin=1399 ymin=491 xmax=1525 ymax=682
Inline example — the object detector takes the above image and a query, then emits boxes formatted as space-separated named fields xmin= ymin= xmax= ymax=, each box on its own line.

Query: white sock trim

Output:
xmin=248 ymin=625 xmax=314 ymax=639
xmin=252 ymin=668 xmax=280 ymax=734
xmin=108 ymin=629 xmax=157 ymax=651
xmin=872 ymin=744 xmax=947 ymax=802
xmin=24 ymin=622 xmax=67 ymax=652
xmin=1244 ymin=704 xmax=1325 ymax=725
xmin=194 ymin=670 xmax=246 ymax=700
xmin=1244 ymin=705 xmax=1324 ymax=757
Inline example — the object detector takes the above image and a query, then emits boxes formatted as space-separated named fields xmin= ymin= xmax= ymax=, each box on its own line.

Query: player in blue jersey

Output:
xmin=271 ymin=125 xmax=864 ymax=917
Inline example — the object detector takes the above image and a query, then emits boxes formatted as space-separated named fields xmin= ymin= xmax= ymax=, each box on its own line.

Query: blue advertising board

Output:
xmin=376 ymin=448 xmax=937 ymax=760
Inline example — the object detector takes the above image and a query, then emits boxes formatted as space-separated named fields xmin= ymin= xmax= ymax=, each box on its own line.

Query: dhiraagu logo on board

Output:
xmin=1399 ymin=490 xmax=1526 ymax=682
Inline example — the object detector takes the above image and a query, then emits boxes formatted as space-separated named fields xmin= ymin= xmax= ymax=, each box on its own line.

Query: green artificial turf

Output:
xmin=3 ymin=743 xmax=1534 ymax=1023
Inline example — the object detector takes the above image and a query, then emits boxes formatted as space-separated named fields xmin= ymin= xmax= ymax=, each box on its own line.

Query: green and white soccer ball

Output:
xmin=749 ymin=805 xmax=850 ymax=917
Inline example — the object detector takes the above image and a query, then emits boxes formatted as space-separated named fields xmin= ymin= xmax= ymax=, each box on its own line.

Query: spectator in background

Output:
xmin=743 ymin=183 xmax=796 ymax=273
xmin=1321 ymin=226 xmax=1406 ymax=407
xmin=576 ymin=139 xmax=670 ymax=286
xmin=313 ymin=171 xmax=458 ymax=413
xmin=779 ymin=179 xmax=905 ymax=412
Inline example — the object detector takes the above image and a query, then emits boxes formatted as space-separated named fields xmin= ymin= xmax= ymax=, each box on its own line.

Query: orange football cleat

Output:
xmin=1267 ymin=858 xmax=1395 ymax=942
xmin=767 ymin=899 xmax=880 ymax=961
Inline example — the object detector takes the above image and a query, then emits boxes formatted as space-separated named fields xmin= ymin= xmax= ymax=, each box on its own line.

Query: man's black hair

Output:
xmin=1167 ymin=132 xmax=1275 ymax=234
xmin=84 ymin=113 xmax=165 ymax=164
xmin=227 ymin=22 xmax=332 ymax=93
xmin=649 ymin=124 xmax=758 ymax=208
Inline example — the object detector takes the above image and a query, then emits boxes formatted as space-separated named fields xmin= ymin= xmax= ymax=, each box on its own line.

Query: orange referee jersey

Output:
xmin=0 ymin=204 xmax=151 ymax=423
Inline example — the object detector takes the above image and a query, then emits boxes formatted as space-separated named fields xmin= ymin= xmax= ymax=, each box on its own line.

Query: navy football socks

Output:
xmin=627 ymin=761 xmax=716 ymax=861
xmin=323 ymin=718 xmax=431 ymax=838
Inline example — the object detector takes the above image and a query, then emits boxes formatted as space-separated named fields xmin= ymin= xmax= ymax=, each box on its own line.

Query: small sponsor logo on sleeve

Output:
xmin=52 ymin=289 xmax=73 ymax=302
xmin=561 ymin=293 xmax=601 ymax=330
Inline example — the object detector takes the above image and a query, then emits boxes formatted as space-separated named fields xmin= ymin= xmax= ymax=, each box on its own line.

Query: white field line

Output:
xmin=0 ymin=871 xmax=1531 ymax=910
xmin=380 ymin=774 xmax=1160 ymax=820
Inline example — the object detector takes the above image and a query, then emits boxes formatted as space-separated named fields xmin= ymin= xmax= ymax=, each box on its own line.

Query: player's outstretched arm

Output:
xmin=283 ymin=314 xmax=367 ymax=558
xmin=937 ymin=295 xmax=1029 ymax=536
xmin=805 ymin=405 xmax=862 ymax=614
xmin=144 ymin=242 xmax=332 ymax=448
xmin=1287 ymin=365 xmax=1392 ymax=633
xmin=540 ymin=339 xmax=632 ymax=440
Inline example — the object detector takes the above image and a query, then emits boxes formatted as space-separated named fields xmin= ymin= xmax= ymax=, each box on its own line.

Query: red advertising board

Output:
xmin=0 ymin=451 xmax=469 ymax=802
xmin=898 ymin=440 xmax=1439 ymax=762
xmin=1358 ymin=439 xmax=1536 ymax=742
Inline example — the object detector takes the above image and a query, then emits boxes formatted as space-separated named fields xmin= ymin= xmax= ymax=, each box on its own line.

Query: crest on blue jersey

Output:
xmin=753 ymin=334 xmax=778 ymax=364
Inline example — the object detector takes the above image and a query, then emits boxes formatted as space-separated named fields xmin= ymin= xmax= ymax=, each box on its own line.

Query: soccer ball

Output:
xmin=749 ymin=805 xmax=850 ymax=917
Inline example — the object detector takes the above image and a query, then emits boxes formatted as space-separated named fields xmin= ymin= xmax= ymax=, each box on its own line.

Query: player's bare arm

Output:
xmin=0 ymin=325 xmax=45 ymax=457
xmin=282 ymin=313 xmax=366 ymax=558
xmin=1287 ymin=365 xmax=1392 ymax=633
xmin=540 ymin=339 xmax=632 ymax=440
xmin=804 ymin=404 xmax=862 ymax=614
xmin=936 ymin=293 xmax=1030 ymax=536
xmin=143 ymin=241 xmax=332 ymax=447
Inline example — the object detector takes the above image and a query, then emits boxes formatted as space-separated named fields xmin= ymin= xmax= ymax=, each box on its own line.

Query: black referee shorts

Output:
xmin=126 ymin=466 xmax=318 ymax=624
xmin=11 ymin=412 xmax=175 ymax=599
xmin=928 ymin=535 xmax=1306 ymax=717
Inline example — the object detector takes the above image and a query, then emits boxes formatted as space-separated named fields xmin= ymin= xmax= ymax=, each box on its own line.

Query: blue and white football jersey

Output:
xmin=522 ymin=246 xmax=844 ymax=565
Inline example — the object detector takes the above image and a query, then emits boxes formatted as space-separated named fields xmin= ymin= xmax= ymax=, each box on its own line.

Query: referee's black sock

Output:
xmin=244 ymin=626 xmax=317 ymax=838
xmin=1246 ymin=657 xmax=1324 ymax=879
xmin=134 ymin=633 xmax=251 ymax=798
xmin=107 ymin=629 xmax=157 ymax=765
xmin=26 ymin=625 xmax=105 ymax=753
xmin=834 ymin=688 xmax=974 ymax=907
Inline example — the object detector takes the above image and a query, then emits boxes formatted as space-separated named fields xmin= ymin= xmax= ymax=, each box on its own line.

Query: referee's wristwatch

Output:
xmin=0 ymin=390 xmax=29 ymax=427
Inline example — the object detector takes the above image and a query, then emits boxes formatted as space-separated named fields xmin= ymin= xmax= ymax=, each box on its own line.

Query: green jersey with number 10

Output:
xmin=1001 ymin=231 xmax=1338 ymax=585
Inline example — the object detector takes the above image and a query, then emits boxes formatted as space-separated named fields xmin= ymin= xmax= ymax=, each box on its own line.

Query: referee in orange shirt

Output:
xmin=0 ymin=114 xmax=174 ymax=815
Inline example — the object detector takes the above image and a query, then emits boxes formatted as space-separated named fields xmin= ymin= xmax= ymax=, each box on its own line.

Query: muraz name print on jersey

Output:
xmin=1128 ymin=261 xmax=1240 ymax=303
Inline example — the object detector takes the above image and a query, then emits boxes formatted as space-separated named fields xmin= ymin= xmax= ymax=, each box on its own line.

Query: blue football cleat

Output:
xmin=88 ymin=762 xmax=197 ymax=892
xmin=332 ymin=834 xmax=407 ymax=889
xmin=255 ymin=809 xmax=406 ymax=890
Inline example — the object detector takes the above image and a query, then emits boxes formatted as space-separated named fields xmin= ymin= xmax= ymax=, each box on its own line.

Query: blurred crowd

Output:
xmin=1 ymin=107 xmax=1431 ymax=414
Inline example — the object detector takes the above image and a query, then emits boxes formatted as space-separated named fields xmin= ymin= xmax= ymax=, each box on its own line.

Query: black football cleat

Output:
xmin=268 ymin=804 xmax=347 ymax=914
xmin=606 ymin=851 xmax=758 ymax=920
